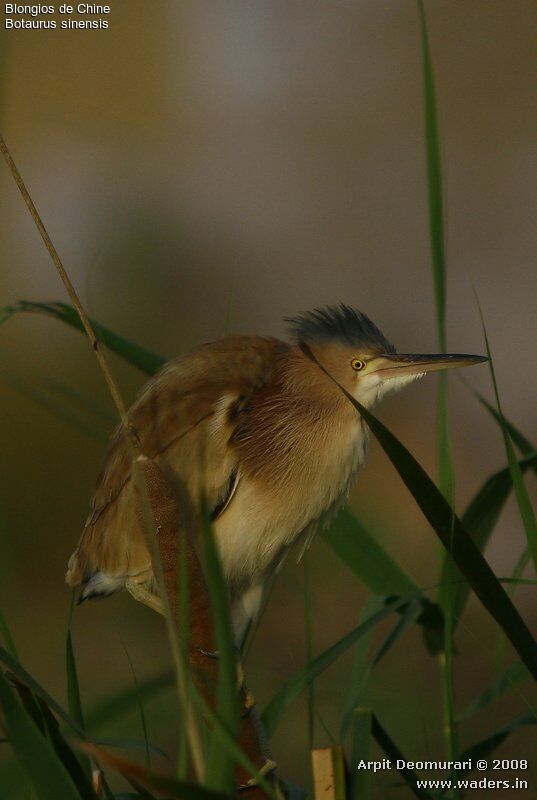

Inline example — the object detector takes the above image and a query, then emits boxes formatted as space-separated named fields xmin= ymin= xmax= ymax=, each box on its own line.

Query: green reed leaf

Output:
xmin=262 ymin=594 xmax=409 ymax=737
xmin=301 ymin=343 xmax=537 ymax=682
xmin=449 ymin=451 xmax=537 ymax=626
xmin=322 ymin=510 xmax=444 ymax=652
xmin=65 ymin=594 xmax=91 ymax=780
xmin=371 ymin=714 xmax=434 ymax=800
xmin=85 ymin=669 xmax=174 ymax=732
xmin=478 ymin=309 xmax=537 ymax=572
xmin=0 ymin=669 xmax=82 ymax=800
xmin=458 ymin=712 xmax=536 ymax=769
xmin=457 ymin=660 xmax=533 ymax=722
xmin=0 ymin=611 xmax=19 ymax=662
xmin=470 ymin=390 xmax=535 ymax=458
xmin=350 ymin=708 xmax=372 ymax=800
xmin=200 ymin=503 xmax=238 ymax=794
xmin=0 ymin=644 xmax=84 ymax=736
xmin=0 ymin=300 xmax=165 ymax=376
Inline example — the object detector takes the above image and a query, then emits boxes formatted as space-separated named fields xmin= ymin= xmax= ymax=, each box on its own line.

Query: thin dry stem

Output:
xmin=311 ymin=747 xmax=346 ymax=800
xmin=0 ymin=135 xmax=130 ymax=429
xmin=0 ymin=133 xmax=205 ymax=778
xmin=134 ymin=457 xmax=275 ymax=797
xmin=0 ymin=134 xmax=273 ymax=793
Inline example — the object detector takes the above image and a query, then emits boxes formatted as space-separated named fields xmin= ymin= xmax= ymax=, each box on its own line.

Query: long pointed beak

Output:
xmin=374 ymin=352 xmax=487 ymax=378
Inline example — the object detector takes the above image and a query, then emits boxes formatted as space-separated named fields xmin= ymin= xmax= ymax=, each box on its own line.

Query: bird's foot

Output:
xmin=238 ymin=758 xmax=278 ymax=791
xmin=125 ymin=579 xmax=164 ymax=615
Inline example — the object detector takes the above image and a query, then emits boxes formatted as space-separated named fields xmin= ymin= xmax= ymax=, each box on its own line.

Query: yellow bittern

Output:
xmin=67 ymin=305 xmax=486 ymax=639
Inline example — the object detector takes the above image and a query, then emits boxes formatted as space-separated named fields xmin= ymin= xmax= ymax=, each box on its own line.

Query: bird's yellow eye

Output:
xmin=351 ymin=358 xmax=366 ymax=372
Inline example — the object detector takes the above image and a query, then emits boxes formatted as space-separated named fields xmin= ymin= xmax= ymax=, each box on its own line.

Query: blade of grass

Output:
xmin=1 ymin=138 xmax=207 ymax=781
xmin=323 ymin=511 xmax=418 ymax=597
xmin=277 ymin=778 xmax=308 ymax=800
xmin=492 ymin=542 xmax=534 ymax=729
xmin=416 ymin=0 xmax=458 ymax=778
xmin=131 ymin=464 xmax=206 ymax=784
xmin=300 ymin=342 xmax=537 ymax=681
xmin=121 ymin=645 xmax=151 ymax=770
xmin=0 ymin=623 xmax=47 ymax=742
xmin=417 ymin=0 xmax=447 ymax=350
xmin=85 ymin=670 xmax=174 ymax=732
xmin=357 ymin=398 xmax=537 ymax=678
xmin=40 ymin=375 xmax=116 ymax=424
xmin=340 ymin=597 xmax=385 ymax=739
xmin=7 ymin=673 xmax=47 ymax=735
xmin=0 ymin=669 xmax=82 ymax=800
xmin=303 ymin=553 xmax=315 ymax=752
xmin=340 ymin=597 xmax=422 ymax=739
xmin=371 ymin=597 xmax=422 ymax=667
xmin=0 ymin=611 xmax=19 ymax=662
xmin=66 ymin=593 xmax=85 ymax=733
xmin=456 ymin=660 xmax=532 ymax=722
xmin=93 ymin=737 xmax=170 ymax=762
xmin=262 ymin=594 xmax=410 ymax=737
xmin=33 ymin=693 xmax=99 ymax=800
xmin=188 ymin=682 xmax=277 ymax=799
xmin=477 ymin=305 xmax=537 ymax=572
xmin=0 ymin=300 xmax=165 ymax=376
xmin=458 ymin=712 xmax=536 ymax=771
xmin=1 ymin=369 xmax=108 ymax=442
xmin=0 ymin=644 xmax=84 ymax=737
xmin=177 ymin=537 xmax=190 ymax=781
xmin=370 ymin=715 xmax=434 ymax=800
xmin=469 ymin=388 xmax=536 ymax=458
xmin=449 ymin=451 xmax=537 ymax=626
xmin=66 ymin=593 xmax=91 ymax=779
xmin=350 ymin=708 xmax=372 ymax=800
xmin=463 ymin=377 xmax=537 ymax=685
xmin=199 ymin=503 xmax=238 ymax=794
xmin=321 ymin=510 xmax=444 ymax=652
xmin=79 ymin=742 xmax=235 ymax=800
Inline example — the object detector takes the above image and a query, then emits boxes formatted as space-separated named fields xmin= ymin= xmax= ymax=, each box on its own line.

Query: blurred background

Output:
xmin=0 ymin=1 xmax=536 ymax=797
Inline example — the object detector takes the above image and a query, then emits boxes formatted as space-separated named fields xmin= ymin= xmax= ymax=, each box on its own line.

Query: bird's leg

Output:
xmin=125 ymin=578 xmax=164 ymax=615
xmin=232 ymin=583 xmax=264 ymax=712
xmin=237 ymin=661 xmax=256 ymax=712
xmin=237 ymin=758 xmax=278 ymax=792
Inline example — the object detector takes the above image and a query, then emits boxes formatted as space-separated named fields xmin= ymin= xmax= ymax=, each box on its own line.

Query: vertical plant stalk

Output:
xmin=0 ymin=134 xmax=275 ymax=794
xmin=134 ymin=457 xmax=275 ymax=797
xmin=0 ymin=133 xmax=207 ymax=777
xmin=311 ymin=746 xmax=347 ymax=800
xmin=416 ymin=1 xmax=458 ymax=781
xmin=477 ymin=307 xmax=537 ymax=573
xmin=304 ymin=553 xmax=316 ymax=752
xmin=350 ymin=708 xmax=372 ymax=800
xmin=0 ymin=136 xmax=129 ymax=428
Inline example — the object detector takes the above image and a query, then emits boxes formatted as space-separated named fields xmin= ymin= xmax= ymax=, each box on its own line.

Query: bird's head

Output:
xmin=288 ymin=304 xmax=487 ymax=408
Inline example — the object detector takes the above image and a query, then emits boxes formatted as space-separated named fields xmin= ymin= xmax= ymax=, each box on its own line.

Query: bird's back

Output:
xmin=66 ymin=335 xmax=285 ymax=600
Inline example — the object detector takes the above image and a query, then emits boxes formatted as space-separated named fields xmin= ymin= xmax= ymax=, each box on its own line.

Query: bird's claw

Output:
xmin=238 ymin=758 xmax=278 ymax=791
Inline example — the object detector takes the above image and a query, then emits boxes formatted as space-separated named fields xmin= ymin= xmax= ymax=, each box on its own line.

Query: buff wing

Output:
xmin=66 ymin=335 xmax=283 ymax=601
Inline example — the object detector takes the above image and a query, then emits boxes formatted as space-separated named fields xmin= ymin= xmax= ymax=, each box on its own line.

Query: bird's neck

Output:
xmin=278 ymin=345 xmax=353 ymax=416
xmin=234 ymin=346 xmax=365 ymax=489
